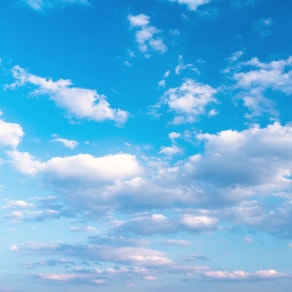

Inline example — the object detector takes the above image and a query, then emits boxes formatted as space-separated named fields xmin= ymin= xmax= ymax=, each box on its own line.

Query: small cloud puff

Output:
xmin=128 ymin=14 xmax=167 ymax=55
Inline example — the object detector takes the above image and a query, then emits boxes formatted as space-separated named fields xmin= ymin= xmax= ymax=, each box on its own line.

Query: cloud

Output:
xmin=116 ymin=212 xmax=219 ymax=235
xmin=193 ymin=122 xmax=292 ymax=191
xmin=169 ymin=0 xmax=211 ymax=11
xmin=51 ymin=137 xmax=78 ymax=149
xmin=175 ymin=55 xmax=199 ymax=75
xmin=128 ymin=14 xmax=167 ymax=54
xmin=180 ymin=214 xmax=218 ymax=231
xmin=159 ymin=145 xmax=182 ymax=156
xmin=0 ymin=118 xmax=24 ymax=149
xmin=23 ymin=0 xmax=89 ymax=11
xmin=2 ymin=196 xmax=74 ymax=222
xmin=202 ymin=269 xmax=288 ymax=281
xmin=11 ymin=242 xmax=173 ymax=267
xmin=162 ymin=79 xmax=217 ymax=124
xmin=231 ymin=56 xmax=292 ymax=118
xmin=5 ymin=120 xmax=292 ymax=236
xmin=7 ymin=66 xmax=129 ymax=125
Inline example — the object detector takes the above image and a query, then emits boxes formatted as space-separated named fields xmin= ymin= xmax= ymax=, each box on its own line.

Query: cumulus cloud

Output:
xmin=193 ymin=122 xmax=292 ymax=192
xmin=232 ymin=56 xmax=292 ymax=118
xmin=162 ymin=79 xmax=217 ymax=124
xmin=128 ymin=14 xmax=167 ymax=54
xmin=0 ymin=118 xmax=24 ymax=149
xmin=169 ymin=0 xmax=211 ymax=11
xmin=7 ymin=66 xmax=129 ymax=125
xmin=5 ymin=119 xmax=292 ymax=239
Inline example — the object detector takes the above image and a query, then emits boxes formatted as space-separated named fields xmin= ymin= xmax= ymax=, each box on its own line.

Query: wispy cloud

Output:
xmin=51 ymin=136 xmax=78 ymax=149
xmin=169 ymin=0 xmax=211 ymax=11
xmin=23 ymin=0 xmax=89 ymax=11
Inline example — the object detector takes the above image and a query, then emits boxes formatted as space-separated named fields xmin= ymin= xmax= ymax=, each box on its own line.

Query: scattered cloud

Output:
xmin=231 ymin=56 xmax=292 ymax=118
xmin=128 ymin=14 xmax=167 ymax=55
xmin=169 ymin=0 xmax=211 ymax=11
xmin=7 ymin=66 xmax=129 ymax=125
xmin=162 ymin=79 xmax=217 ymax=124
xmin=51 ymin=137 xmax=78 ymax=149
xmin=23 ymin=0 xmax=89 ymax=11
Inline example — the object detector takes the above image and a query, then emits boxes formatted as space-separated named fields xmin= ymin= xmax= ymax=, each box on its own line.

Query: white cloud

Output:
xmin=11 ymin=242 xmax=173 ymax=267
xmin=0 ymin=119 xmax=24 ymax=149
xmin=8 ymin=151 xmax=141 ymax=182
xmin=180 ymin=214 xmax=218 ymax=231
xmin=8 ymin=66 xmax=129 ymax=125
xmin=162 ymin=79 xmax=217 ymax=123
xmin=118 ymin=213 xmax=176 ymax=235
xmin=51 ymin=137 xmax=78 ymax=149
xmin=175 ymin=55 xmax=199 ymax=75
xmin=128 ymin=14 xmax=167 ymax=54
xmin=128 ymin=14 xmax=150 ymax=27
xmin=232 ymin=56 xmax=292 ymax=117
xmin=7 ymin=151 xmax=44 ymax=175
xmin=169 ymin=0 xmax=210 ymax=11
xmin=23 ymin=0 xmax=89 ymax=10
xmin=203 ymin=269 xmax=287 ymax=280
xmin=3 ymin=200 xmax=34 ymax=209
xmin=159 ymin=145 xmax=182 ymax=156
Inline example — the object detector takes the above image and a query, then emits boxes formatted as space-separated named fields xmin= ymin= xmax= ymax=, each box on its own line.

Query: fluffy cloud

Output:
xmin=128 ymin=14 xmax=167 ymax=54
xmin=232 ymin=56 xmax=292 ymax=117
xmin=162 ymin=79 xmax=217 ymax=123
xmin=193 ymin=122 xmax=292 ymax=192
xmin=5 ymin=120 xmax=292 ymax=240
xmin=0 ymin=118 xmax=24 ymax=149
xmin=169 ymin=0 xmax=210 ymax=11
xmin=8 ymin=66 xmax=129 ymax=125
xmin=8 ymin=151 xmax=141 ymax=181
xmin=23 ymin=0 xmax=89 ymax=10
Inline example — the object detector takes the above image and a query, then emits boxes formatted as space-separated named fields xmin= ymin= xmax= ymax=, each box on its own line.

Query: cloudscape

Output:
xmin=1 ymin=0 xmax=292 ymax=291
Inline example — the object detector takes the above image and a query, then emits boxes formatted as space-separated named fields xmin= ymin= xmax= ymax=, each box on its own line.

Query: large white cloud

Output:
xmin=6 ymin=121 xmax=292 ymax=239
xmin=8 ymin=66 xmax=129 ymax=125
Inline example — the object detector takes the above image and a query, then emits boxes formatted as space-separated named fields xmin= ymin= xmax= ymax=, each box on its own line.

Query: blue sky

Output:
xmin=1 ymin=0 xmax=292 ymax=291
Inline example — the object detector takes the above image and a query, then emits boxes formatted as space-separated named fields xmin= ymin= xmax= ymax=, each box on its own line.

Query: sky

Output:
xmin=1 ymin=0 xmax=292 ymax=291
